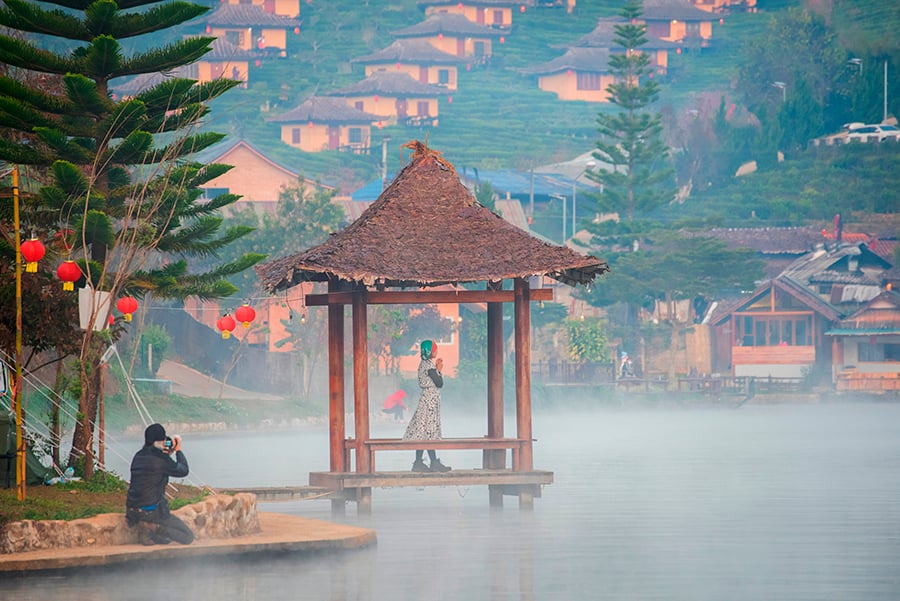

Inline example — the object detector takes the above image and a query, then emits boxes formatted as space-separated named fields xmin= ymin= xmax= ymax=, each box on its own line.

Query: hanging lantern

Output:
xmin=217 ymin=314 xmax=237 ymax=339
xmin=235 ymin=304 xmax=256 ymax=328
xmin=520 ymin=5 xmax=526 ymax=13
xmin=447 ymin=95 xmax=453 ymax=104
xmin=499 ymin=36 xmax=505 ymax=44
xmin=205 ymin=25 xmax=211 ymax=33
xmin=56 ymin=260 xmax=81 ymax=291
xmin=255 ymin=59 xmax=261 ymax=67
xmin=20 ymin=238 xmax=45 ymax=273
xmin=117 ymin=296 xmax=139 ymax=322
xmin=294 ymin=26 xmax=300 ymax=34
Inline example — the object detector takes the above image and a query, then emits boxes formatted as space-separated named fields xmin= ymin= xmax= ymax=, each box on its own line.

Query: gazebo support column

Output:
xmin=486 ymin=281 xmax=505 ymax=507
xmin=514 ymin=278 xmax=534 ymax=510
xmin=327 ymin=280 xmax=346 ymax=515
xmin=352 ymin=287 xmax=372 ymax=514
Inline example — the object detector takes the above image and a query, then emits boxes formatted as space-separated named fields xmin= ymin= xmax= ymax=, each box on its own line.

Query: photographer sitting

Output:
xmin=125 ymin=423 xmax=194 ymax=545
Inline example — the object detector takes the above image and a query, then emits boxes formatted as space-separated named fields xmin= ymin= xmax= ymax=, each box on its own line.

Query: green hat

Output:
xmin=420 ymin=340 xmax=433 ymax=360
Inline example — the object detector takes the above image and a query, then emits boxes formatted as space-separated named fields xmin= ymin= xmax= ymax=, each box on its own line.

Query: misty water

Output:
xmin=6 ymin=402 xmax=900 ymax=600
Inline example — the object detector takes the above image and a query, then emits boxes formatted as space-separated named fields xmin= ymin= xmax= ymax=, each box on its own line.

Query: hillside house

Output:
xmin=827 ymin=290 xmax=900 ymax=393
xmin=520 ymin=47 xmax=613 ymax=102
xmin=111 ymin=71 xmax=178 ymax=100
xmin=182 ymin=37 xmax=253 ymax=88
xmin=351 ymin=39 xmax=461 ymax=91
xmin=220 ymin=0 xmax=300 ymax=18
xmin=391 ymin=13 xmax=503 ymax=65
xmin=642 ymin=0 xmax=715 ymax=47
xmin=194 ymin=139 xmax=332 ymax=212
xmin=266 ymin=96 xmax=386 ymax=154
xmin=564 ymin=16 xmax=679 ymax=76
xmin=418 ymin=0 xmax=534 ymax=29
xmin=689 ymin=0 xmax=756 ymax=13
xmin=327 ymin=71 xmax=446 ymax=127
xmin=203 ymin=4 xmax=301 ymax=58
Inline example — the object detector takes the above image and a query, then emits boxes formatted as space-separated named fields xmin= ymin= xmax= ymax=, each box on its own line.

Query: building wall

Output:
xmin=279 ymin=123 xmax=373 ymax=152
xmin=538 ymin=71 xmax=613 ymax=102
xmin=211 ymin=26 xmax=289 ymax=55
xmin=342 ymin=95 xmax=438 ymax=119
xmin=425 ymin=5 xmax=513 ymax=28
xmin=201 ymin=144 xmax=298 ymax=203
xmin=422 ymin=35 xmax=493 ymax=59
xmin=197 ymin=61 xmax=248 ymax=88
xmin=364 ymin=64 xmax=458 ymax=91
xmin=224 ymin=0 xmax=299 ymax=18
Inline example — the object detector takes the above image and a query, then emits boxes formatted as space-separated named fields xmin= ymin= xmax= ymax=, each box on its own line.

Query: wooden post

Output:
xmin=352 ymin=286 xmax=371 ymax=474
xmin=513 ymin=278 xmax=533 ymax=473
xmin=328 ymin=280 xmax=345 ymax=474
xmin=487 ymin=281 xmax=505 ymax=507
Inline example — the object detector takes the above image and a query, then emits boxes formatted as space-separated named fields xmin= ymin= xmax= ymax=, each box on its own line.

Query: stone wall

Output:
xmin=0 ymin=493 xmax=259 ymax=554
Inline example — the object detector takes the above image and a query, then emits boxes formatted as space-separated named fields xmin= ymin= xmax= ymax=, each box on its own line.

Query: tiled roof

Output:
xmin=562 ymin=16 xmax=678 ymax=50
xmin=391 ymin=13 xmax=503 ymax=37
xmin=520 ymin=47 xmax=610 ymax=75
xmin=256 ymin=141 xmax=608 ymax=290
xmin=782 ymin=244 xmax=891 ymax=286
xmin=351 ymin=39 xmax=461 ymax=65
xmin=683 ymin=226 xmax=825 ymax=254
xmin=327 ymin=71 xmax=446 ymax=97
xmin=265 ymin=96 xmax=386 ymax=124
xmin=827 ymin=290 xmax=900 ymax=334
xmin=206 ymin=37 xmax=255 ymax=60
xmin=205 ymin=4 xmax=301 ymax=27
xmin=712 ymin=276 xmax=842 ymax=325
xmin=110 ymin=69 xmax=184 ymax=96
xmin=418 ymin=0 xmax=535 ymax=6
xmin=642 ymin=0 xmax=715 ymax=21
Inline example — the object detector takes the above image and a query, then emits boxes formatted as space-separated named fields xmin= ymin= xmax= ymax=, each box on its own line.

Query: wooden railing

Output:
xmin=344 ymin=437 xmax=530 ymax=472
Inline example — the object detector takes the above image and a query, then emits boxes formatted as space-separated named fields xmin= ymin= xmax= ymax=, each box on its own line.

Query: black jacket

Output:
xmin=125 ymin=445 xmax=189 ymax=510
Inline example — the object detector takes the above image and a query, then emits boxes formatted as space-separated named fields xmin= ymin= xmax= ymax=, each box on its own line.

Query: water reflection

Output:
xmin=5 ymin=403 xmax=900 ymax=600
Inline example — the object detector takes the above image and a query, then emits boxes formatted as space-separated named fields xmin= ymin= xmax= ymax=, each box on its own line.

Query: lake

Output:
xmin=6 ymin=401 xmax=900 ymax=600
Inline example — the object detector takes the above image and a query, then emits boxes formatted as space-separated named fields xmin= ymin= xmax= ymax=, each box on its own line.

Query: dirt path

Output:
xmin=157 ymin=360 xmax=284 ymax=401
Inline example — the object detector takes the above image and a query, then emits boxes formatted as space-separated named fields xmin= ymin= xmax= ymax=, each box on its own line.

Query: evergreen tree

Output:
xmin=0 ymin=0 xmax=264 ymax=476
xmin=587 ymin=0 xmax=674 ymax=223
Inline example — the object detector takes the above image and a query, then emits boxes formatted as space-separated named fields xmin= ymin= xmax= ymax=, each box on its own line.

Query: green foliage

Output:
xmin=140 ymin=324 xmax=171 ymax=375
xmin=565 ymin=317 xmax=609 ymax=362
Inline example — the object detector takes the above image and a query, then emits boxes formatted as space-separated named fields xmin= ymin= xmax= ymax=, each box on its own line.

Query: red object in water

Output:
xmin=383 ymin=389 xmax=407 ymax=409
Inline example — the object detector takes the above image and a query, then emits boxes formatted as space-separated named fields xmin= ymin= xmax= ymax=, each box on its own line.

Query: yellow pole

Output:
xmin=12 ymin=165 xmax=26 ymax=501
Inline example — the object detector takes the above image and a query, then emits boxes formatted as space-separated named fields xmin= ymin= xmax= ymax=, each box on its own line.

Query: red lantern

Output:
xmin=308 ymin=120 xmax=314 ymax=128
xmin=117 ymin=296 xmax=139 ymax=322
xmin=500 ymin=36 xmax=505 ymax=44
xmin=373 ymin=94 xmax=379 ymax=102
xmin=56 ymin=260 xmax=81 ymax=291
xmin=217 ymin=314 xmax=237 ymax=339
xmin=520 ymin=5 xmax=526 ymax=13
xmin=447 ymin=95 xmax=453 ymax=104
xmin=205 ymin=25 xmax=211 ymax=33
xmin=396 ymin=62 xmax=401 ymax=70
xmin=255 ymin=59 xmax=260 ymax=67
xmin=438 ymin=33 xmax=443 ymax=40
xmin=20 ymin=238 xmax=45 ymax=273
xmin=294 ymin=26 xmax=300 ymax=34
xmin=235 ymin=304 xmax=256 ymax=328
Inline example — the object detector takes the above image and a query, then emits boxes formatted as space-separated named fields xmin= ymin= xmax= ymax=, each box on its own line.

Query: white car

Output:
xmin=845 ymin=123 xmax=900 ymax=142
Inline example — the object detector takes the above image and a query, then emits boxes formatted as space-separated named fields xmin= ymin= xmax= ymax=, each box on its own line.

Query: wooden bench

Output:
xmin=343 ymin=437 xmax=531 ymax=472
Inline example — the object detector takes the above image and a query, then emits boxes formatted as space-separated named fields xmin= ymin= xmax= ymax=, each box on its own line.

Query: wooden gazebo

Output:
xmin=256 ymin=141 xmax=608 ymax=513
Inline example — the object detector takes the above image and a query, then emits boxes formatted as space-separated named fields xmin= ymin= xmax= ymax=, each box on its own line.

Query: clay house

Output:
xmin=326 ymin=71 xmax=446 ymax=127
xmin=266 ymin=96 xmax=386 ymax=154
xmin=826 ymin=290 xmax=900 ymax=393
xmin=689 ymin=0 xmax=756 ymax=13
xmin=351 ymin=39 xmax=461 ymax=91
xmin=181 ymin=37 xmax=254 ymax=88
xmin=391 ymin=12 xmax=504 ymax=65
xmin=520 ymin=47 xmax=613 ymax=102
xmin=642 ymin=0 xmax=716 ymax=47
xmin=417 ymin=0 xmax=534 ymax=29
xmin=563 ymin=16 xmax=680 ymax=76
xmin=219 ymin=0 xmax=300 ymax=18
xmin=710 ymin=243 xmax=893 ymax=381
xmin=203 ymin=4 xmax=301 ymax=58
xmin=193 ymin=139 xmax=332 ymax=213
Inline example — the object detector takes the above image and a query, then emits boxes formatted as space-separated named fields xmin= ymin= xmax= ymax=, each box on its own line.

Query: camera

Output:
xmin=164 ymin=436 xmax=174 ymax=449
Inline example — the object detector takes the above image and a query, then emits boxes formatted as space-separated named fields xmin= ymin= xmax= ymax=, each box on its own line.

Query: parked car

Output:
xmin=845 ymin=123 xmax=900 ymax=142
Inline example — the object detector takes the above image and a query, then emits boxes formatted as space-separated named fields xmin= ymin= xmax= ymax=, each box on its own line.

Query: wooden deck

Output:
xmin=309 ymin=468 xmax=554 ymax=513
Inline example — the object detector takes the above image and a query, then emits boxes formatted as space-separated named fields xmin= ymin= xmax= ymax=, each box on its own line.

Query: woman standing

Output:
xmin=403 ymin=340 xmax=451 ymax=472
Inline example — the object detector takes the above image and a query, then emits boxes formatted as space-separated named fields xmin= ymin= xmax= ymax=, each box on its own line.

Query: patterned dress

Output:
xmin=403 ymin=357 xmax=443 ymax=440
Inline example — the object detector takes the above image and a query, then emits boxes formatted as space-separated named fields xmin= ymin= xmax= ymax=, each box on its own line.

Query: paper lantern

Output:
xmin=235 ymin=304 xmax=256 ymax=328
xmin=20 ymin=238 xmax=45 ymax=273
xmin=500 ymin=36 xmax=505 ymax=44
xmin=217 ymin=314 xmax=236 ymax=339
xmin=56 ymin=260 xmax=81 ymax=291
xmin=117 ymin=296 xmax=139 ymax=322
xmin=520 ymin=5 xmax=526 ymax=13
xmin=294 ymin=26 xmax=300 ymax=34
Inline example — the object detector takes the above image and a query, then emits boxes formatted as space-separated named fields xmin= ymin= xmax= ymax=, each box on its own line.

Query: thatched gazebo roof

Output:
xmin=257 ymin=141 xmax=608 ymax=291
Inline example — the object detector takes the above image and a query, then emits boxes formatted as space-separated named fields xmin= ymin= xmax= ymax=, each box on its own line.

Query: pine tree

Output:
xmin=588 ymin=0 xmax=674 ymax=223
xmin=0 ymin=0 xmax=264 ymax=476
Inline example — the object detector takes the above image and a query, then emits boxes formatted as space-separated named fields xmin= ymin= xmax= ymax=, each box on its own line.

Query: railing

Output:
xmin=531 ymin=361 xmax=615 ymax=385
xmin=677 ymin=375 xmax=805 ymax=395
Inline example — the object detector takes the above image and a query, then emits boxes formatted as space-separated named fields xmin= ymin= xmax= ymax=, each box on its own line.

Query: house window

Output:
xmin=577 ymin=72 xmax=602 ymax=90
xmin=202 ymin=187 xmax=229 ymax=199
xmin=492 ymin=10 xmax=503 ymax=25
xmin=417 ymin=101 xmax=430 ymax=116
xmin=225 ymin=30 xmax=242 ymax=46
xmin=859 ymin=343 xmax=900 ymax=362
xmin=354 ymin=101 xmax=364 ymax=110
xmin=348 ymin=127 xmax=362 ymax=144
xmin=735 ymin=314 xmax=812 ymax=346
xmin=436 ymin=316 xmax=456 ymax=345
xmin=291 ymin=128 xmax=301 ymax=144
xmin=438 ymin=69 xmax=450 ymax=85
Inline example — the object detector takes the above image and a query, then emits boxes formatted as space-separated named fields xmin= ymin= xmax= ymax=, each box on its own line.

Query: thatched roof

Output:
xmin=256 ymin=141 xmax=608 ymax=291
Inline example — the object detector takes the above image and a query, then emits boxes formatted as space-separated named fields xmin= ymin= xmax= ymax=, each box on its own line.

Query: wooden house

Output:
xmin=391 ymin=13 xmax=504 ymax=65
xmin=564 ymin=16 xmax=679 ymax=76
xmin=220 ymin=0 xmax=300 ymax=18
xmin=641 ymin=0 xmax=715 ymax=47
xmin=520 ymin=47 xmax=613 ymax=102
xmin=418 ymin=0 xmax=534 ymax=29
xmin=827 ymin=290 xmax=900 ymax=393
xmin=326 ymin=71 xmax=446 ymax=127
xmin=204 ymin=4 xmax=301 ymax=58
xmin=256 ymin=140 xmax=608 ymax=513
xmin=266 ymin=96 xmax=386 ymax=154
xmin=351 ymin=39 xmax=461 ymax=91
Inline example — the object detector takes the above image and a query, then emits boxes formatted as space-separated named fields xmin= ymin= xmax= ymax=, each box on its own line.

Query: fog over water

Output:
xmin=7 ymin=402 xmax=900 ymax=600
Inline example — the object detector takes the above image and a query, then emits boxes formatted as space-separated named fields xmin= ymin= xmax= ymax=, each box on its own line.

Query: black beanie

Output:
xmin=144 ymin=423 xmax=166 ymax=446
